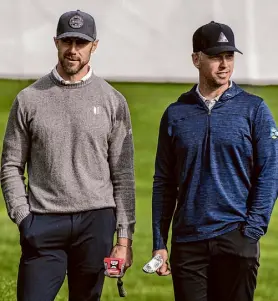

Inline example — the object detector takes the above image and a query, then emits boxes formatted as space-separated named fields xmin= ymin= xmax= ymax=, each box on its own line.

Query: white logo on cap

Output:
xmin=69 ymin=15 xmax=84 ymax=29
xmin=217 ymin=32 xmax=229 ymax=43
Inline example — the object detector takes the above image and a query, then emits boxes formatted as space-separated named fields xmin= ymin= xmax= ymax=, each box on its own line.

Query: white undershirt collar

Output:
xmin=52 ymin=65 xmax=92 ymax=85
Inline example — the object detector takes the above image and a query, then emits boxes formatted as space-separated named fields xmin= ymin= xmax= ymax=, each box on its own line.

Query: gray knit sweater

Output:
xmin=1 ymin=71 xmax=135 ymax=239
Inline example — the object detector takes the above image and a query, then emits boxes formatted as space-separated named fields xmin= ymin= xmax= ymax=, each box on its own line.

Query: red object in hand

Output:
xmin=104 ymin=258 xmax=125 ymax=277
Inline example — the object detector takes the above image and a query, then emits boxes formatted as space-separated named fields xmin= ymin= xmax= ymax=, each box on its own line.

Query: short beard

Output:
xmin=60 ymin=58 xmax=88 ymax=75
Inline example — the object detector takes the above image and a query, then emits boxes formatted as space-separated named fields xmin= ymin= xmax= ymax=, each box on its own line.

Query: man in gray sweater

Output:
xmin=0 ymin=9 xmax=135 ymax=301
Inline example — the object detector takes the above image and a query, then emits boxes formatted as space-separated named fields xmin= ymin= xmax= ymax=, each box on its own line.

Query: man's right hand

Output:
xmin=152 ymin=249 xmax=171 ymax=276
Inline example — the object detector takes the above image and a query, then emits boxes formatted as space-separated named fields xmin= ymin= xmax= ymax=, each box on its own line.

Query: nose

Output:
xmin=68 ymin=41 xmax=77 ymax=54
xmin=220 ymin=57 xmax=228 ymax=68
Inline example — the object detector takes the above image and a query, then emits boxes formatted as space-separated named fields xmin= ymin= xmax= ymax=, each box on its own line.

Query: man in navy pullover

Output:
xmin=152 ymin=21 xmax=278 ymax=301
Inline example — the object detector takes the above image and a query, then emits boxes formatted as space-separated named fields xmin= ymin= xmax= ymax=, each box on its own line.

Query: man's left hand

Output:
xmin=109 ymin=238 xmax=133 ymax=276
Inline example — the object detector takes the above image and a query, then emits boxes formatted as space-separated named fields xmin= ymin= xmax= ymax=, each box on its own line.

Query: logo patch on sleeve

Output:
xmin=270 ymin=127 xmax=278 ymax=139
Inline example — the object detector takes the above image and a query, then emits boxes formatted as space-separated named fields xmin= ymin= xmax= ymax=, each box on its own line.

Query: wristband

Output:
xmin=116 ymin=243 xmax=132 ymax=248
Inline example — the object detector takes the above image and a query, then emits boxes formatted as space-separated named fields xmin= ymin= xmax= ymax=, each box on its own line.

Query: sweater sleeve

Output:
xmin=1 ymin=97 xmax=31 ymax=225
xmin=108 ymin=93 xmax=135 ymax=240
xmin=152 ymin=108 xmax=178 ymax=251
xmin=243 ymin=101 xmax=278 ymax=240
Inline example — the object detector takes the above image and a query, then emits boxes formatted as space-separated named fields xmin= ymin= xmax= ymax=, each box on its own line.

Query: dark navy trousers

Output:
xmin=17 ymin=208 xmax=116 ymax=301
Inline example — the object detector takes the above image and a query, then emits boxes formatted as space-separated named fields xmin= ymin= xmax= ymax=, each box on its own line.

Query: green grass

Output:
xmin=0 ymin=79 xmax=277 ymax=301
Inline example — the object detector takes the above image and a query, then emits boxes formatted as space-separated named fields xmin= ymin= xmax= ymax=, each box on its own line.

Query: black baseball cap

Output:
xmin=193 ymin=21 xmax=242 ymax=55
xmin=56 ymin=10 xmax=97 ymax=42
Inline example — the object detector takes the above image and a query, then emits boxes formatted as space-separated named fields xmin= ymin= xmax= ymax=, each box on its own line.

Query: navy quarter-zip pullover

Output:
xmin=152 ymin=83 xmax=278 ymax=250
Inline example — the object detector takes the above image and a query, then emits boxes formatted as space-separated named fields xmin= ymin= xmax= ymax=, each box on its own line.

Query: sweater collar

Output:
xmin=192 ymin=82 xmax=242 ymax=102
xmin=52 ymin=66 xmax=93 ymax=85
xmin=178 ymin=82 xmax=243 ymax=104
xmin=49 ymin=68 xmax=95 ymax=89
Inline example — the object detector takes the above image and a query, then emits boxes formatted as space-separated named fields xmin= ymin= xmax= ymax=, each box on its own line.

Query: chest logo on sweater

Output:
xmin=93 ymin=106 xmax=101 ymax=115
xmin=270 ymin=127 xmax=278 ymax=139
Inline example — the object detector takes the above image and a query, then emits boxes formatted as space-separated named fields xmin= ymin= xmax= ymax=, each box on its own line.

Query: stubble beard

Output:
xmin=210 ymin=73 xmax=231 ymax=88
xmin=60 ymin=58 xmax=88 ymax=75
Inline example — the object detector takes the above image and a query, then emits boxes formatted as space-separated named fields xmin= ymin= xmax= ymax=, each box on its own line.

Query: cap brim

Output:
xmin=203 ymin=46 xmax=243 ymax=55
xmin=56 ymin=32 xmax=95 ymax=42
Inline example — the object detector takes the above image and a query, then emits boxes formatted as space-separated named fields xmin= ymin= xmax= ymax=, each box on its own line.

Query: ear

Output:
xmin=54 ymin=37 xmax=59 ymax=49
xmin=91 ymin=39 xmax=99 ymax=54
xmin=192 ymin=52 xmax=201 ymax=69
